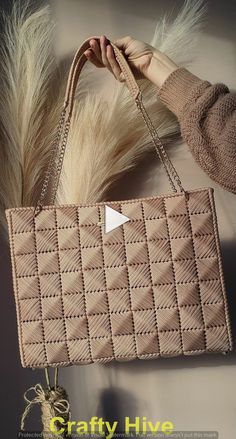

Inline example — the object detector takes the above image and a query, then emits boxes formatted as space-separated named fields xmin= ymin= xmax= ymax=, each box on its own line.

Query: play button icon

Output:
xmin=104 ymin=205 xmax=130 ymax=233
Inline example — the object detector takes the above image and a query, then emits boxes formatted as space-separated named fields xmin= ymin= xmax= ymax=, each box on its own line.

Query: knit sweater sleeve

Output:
xmin=157 ymin=67 xmax=236 ymax=194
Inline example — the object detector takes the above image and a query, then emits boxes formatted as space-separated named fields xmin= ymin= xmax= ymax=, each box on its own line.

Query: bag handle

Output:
xmin=35 ymin=36 xmax=185 ymax=211
xmin=64 ymin=37 xmax=141 ymax=117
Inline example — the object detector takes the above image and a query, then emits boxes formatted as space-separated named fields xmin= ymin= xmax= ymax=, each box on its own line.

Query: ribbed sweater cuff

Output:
xmin=157 ymin=67 xmax=207 ymax=117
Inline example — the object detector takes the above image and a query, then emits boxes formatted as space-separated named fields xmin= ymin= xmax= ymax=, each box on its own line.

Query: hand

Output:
xmin=84 ymin=35 xmax=154 ymax=81
xmin=84 ymin=35 xmax=178 ymax=88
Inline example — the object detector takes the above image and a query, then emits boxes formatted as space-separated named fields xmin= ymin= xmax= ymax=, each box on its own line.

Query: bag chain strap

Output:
xmin=35 ymin=90 xmax=184 ymax=213
xmin=35 ymin=108 xmax=67 ymax=212
xmin=134 ymin=92 xmax=184 ymax=193
xmin=49 ymin=116 xmax=71 ymax=205
xmin=35 ymin=40 xmax=186 ymax=213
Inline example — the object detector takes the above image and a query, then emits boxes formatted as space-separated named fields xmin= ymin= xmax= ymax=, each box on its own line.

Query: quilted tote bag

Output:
xmin=5 ymin=37 xmax=233 ymax=369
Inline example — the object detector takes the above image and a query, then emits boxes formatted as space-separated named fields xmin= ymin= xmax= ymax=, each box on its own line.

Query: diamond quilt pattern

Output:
xmin=5 ymin=188 xmax=233 ymax=368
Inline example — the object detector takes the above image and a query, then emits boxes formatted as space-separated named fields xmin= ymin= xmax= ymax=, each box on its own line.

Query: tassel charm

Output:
xmin=21 ymin=368 xmax=72 ymax=439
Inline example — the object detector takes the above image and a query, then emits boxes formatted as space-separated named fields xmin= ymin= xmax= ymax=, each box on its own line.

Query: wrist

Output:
xmin=146 ymin=49 xmax=178 ymax=88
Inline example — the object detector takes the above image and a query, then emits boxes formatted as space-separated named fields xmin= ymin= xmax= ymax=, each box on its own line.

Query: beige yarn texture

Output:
xmin=4 ymin=26 xmax=233 ymax=369
xmin=5 ymin=188 xmax=233 ymax=368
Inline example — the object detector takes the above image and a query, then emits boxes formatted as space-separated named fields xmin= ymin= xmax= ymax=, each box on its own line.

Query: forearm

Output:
xmin=147 ymin=50 xmax=179 ymax=88
xmin=156 ymin=67 xmax=236 ymax=194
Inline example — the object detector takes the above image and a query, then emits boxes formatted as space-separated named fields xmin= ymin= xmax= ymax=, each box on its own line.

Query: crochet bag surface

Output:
xmin=5 ymin=37 xmax=233 ymax=368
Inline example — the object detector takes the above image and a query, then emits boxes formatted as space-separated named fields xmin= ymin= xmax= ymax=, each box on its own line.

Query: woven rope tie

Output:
xmin=21 ymin=383 xmax=71 ymax=437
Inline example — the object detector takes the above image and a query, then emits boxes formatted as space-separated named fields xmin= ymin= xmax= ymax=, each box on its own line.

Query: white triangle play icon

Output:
xmin=105 ymin=205 xmax=130 ymax=233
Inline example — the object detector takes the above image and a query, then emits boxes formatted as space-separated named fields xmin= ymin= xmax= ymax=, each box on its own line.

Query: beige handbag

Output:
xmin=5 ymin=37 xmax=233 ymax=369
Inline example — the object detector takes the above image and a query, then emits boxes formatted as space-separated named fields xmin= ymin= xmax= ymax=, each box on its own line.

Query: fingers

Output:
xmin=113 ymin=35 xmax=132 ymax=50
xmin=84 ymin=35 xmax=125 ymax=82
xmin=100 ymin=35 xmax=111 ymax=70
xmin=84 ymin=35 xmax=110 ymax=70
xmin=84 ymin=48 xmax=104 ymax=68
xmin=84 ymin=38 xmax=103 ymax=67
xmin=89 ymin=38 xmax=101 ymax=60
xmin=106 ymin=44 xmax=124 ymax=81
